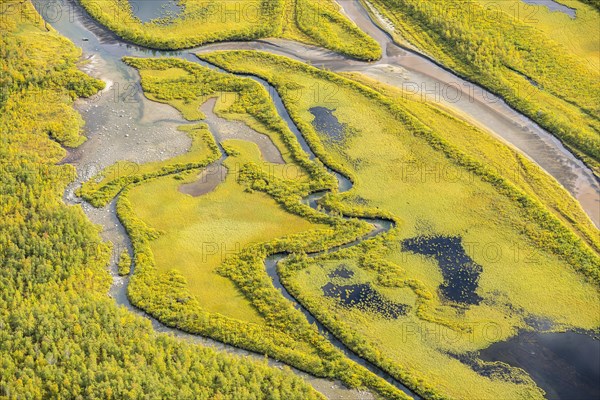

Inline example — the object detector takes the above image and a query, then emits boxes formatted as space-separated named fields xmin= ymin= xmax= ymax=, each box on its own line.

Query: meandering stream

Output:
xmin=33 ymin=0 xmax=599 ymax=398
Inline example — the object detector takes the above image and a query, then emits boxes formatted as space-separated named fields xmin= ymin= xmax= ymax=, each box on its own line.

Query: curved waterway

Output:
xmin=37 ymin=0 xmax=599 ymax=225
xmin=34 ymin=0 xmax=598 ymax=398
xmin=201 ymin=1 xmax=599 ymax=226
xmin=179 ymin=98 xmax=285 ymax=196
xmin=239 ymin=72 xmax=411 ymax=394
xmin=332 ymin=0 xmax=599 ymax=227
xmin=38 ymin=1 xmax=386 ymax=398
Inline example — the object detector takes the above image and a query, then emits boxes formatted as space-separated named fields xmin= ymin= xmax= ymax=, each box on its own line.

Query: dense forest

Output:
xmin=0 ymin=2 xmax=323 ymax=398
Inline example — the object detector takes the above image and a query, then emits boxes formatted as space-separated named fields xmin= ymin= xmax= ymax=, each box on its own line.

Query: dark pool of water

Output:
xmin=129 ymin=0 xmax=182 ymax=23
xmin=329 ymin=265 xmax=355 ymax=279
xmin=450 ymin=352 xmax=531 ymax=384
xmin=479 ymin=331 xmax=600 ymax=399
xmin=402 ymin=236 xmax=482 ymax=305
xmin=309 ymin=107 xmax=346 ymax=143
xmin=322 ymin=282 xmax=409 ymax=319
xmin=521 ymin=0 xmax=576 ymax=18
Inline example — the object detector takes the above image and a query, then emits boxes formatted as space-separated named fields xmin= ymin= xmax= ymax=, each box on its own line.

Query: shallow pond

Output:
xmin=402 ymin=236 xmax=483 ymax=305
xmin=329 ymin=265 xmax=355 ymax=279
xmin=521 ymin=0 xmax=576 ymax=18
xmin=128 ymin=0 xmax=182 ymax=23
xmin=179 ymin=163 xmax=227 ymax=196
xmin=479 ymin=331 xmax=600 ymax=399
xmin=309 ymin=107 xmax=345 ymax=143
xmin=322 ymin=282 xmax=409 ymax=319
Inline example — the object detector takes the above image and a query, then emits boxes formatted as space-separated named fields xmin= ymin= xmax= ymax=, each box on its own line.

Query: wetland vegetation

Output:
xmin=4 ymin=0 xmax=599 ymax=398
xmin=0 ymin=3 xmax=324 ymax=398
xmin=85 ymin=56 xmax=413 ymax=399
xmin=202 ymin=50 xmax=600 ymax=399
xmin=78 ymin=0 xmax=381 ymax=60
xmin=365 ymin=0 xmax=600 ymax=176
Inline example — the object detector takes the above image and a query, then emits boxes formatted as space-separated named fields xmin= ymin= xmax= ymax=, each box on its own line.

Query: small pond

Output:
xmin=322 ymin=282 xmax=409 ymax=319
xmin=521 ymin=0 xmax=576 ymax=18
xmin=329 ymin=265 xmax=355 ymax=279
xmin=129 ymin=0 xmax=182 ymax=23
xmin=402 ymin=236 xmax=483 ymax=305
xmin=309 ymin=107 xmax=346 ymax=143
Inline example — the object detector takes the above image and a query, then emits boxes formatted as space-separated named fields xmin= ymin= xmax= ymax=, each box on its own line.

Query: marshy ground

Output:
xmin=19 ymin=0 xmax=600 ymax=398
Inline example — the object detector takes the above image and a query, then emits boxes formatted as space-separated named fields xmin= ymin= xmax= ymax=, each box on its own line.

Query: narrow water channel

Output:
xmin=34 ymin=1 xmax=384 ymax=398
xmin=35 ymin=0 xmax=599 ymax=225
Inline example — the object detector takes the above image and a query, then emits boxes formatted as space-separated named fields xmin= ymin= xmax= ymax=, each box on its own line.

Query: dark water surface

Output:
xmin=329 ymin=265 xmax=355 ymax=279
xmin=402 ymin=236 xmax=483 ymax=305
xmin=479 ymin=331 xmax=600 ymax=399
xmin=32 ymin=0 xmax=598 ymax=397
xmin=309 ymin=107 xmax=345 ymax=143
xmin=129 ymin=0 xmax=182 ymax=23
xmin=322 ymin=282 xmax=409 ymax=319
